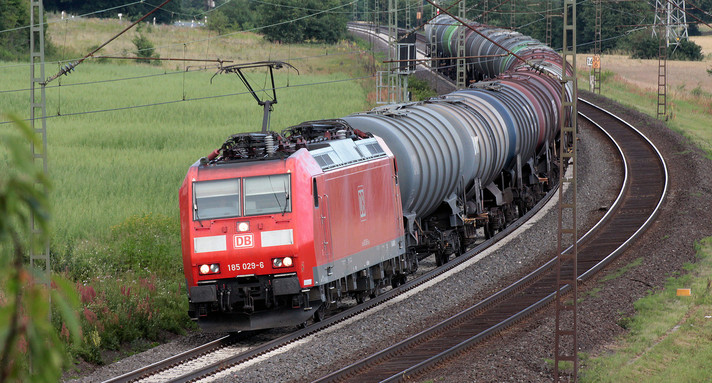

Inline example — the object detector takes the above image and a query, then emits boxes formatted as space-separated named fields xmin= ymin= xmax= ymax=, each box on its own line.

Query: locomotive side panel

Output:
xmin=312 ymin=157 xmax=405 ymax=286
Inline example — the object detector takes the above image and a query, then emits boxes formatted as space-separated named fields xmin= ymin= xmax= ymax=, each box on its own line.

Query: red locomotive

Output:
xmin=180 ymin=122 xmax=413 ymax=330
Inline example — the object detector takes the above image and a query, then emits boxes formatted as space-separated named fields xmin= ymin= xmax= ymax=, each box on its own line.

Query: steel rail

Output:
xmin=163 ymin=176 xmax=562 ymax=382
xmin=101 ymin=170 xmax=560 ymax=382
xmin=102 ymin=334 xmax=236 ymax=383
xmin=310 ymin=98 xmax=668 ymax=383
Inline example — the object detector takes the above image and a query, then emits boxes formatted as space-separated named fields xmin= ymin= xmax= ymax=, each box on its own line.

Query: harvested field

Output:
xmin=576 ymin=34 xmax=712 ymax=98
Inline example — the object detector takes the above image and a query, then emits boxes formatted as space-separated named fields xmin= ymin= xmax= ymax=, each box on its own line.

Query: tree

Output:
xmin=43 ymin=0 xmax=184 ymax=24
xmin=0 ymin=0 xmax=30 ymax=60
xmin=132 ymin=33 xmax=160 ymax=64
xmin=207 ymin=9 xmax=229 ymax=34
xmin=0 ymin=115 xmax=80 ymax=382
xmin=259 ymin=0 xmax=348 ymax=44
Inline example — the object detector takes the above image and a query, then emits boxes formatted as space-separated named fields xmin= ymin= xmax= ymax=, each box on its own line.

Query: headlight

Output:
xmin=272 ymin=257 xmax=294 ymax=268
xmin=199 ymin=263 xmax=220 ymax=275
xmin=237 ymin=221 xmax=250 ymax=232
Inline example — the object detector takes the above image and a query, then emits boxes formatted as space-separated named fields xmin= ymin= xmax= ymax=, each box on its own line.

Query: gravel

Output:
xmin=64 ymin=90 xmax=710 ymax=382
xmin=66 ymin=90 xmax=625 ymax=383
xmin=414 ymin=91 xmax=712 ymax=382
xmin=202 ymin=99 xmax=621 ymax=382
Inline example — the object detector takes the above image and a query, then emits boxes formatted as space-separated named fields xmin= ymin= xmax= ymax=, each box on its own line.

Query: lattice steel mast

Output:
xmin=593 ymin=0 xmax=602 ymax=94
xmin=653 ymin=0 xmax=688 ymax=48
xmin=456 ymin=0 xmax=467 ymax=89
xmin=554 ymin=0 xmax=578 ymax=380
xmin=30 ymin=0 xmax=50 ymax=292
xmin=657 ymin=5 xmax=668 ymax=120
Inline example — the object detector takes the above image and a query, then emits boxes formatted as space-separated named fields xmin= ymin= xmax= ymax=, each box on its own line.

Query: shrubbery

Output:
xmin=1 ymin=115 xmax=81 ymax=382
xmin=132 ymin=34 xmax=160 ymax=64
xmin=623 ymin=31 xmax=704 ymax=61
xmin=408 ymin=76 xmax=437 ymax=101
xmin=54 ymin=214 xmax=193 ymax=364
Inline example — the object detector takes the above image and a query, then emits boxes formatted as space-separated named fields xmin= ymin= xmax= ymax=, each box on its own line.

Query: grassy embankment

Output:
xmin=1 ymin=16 xmax=375 ymax=367
xmin=574 ymin=34 xmax=712 ymax=381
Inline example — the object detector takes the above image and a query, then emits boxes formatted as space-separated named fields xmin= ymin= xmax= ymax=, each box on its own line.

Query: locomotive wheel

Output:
xmin=391 ymin=273 xmax=407 ymax=288
xmin=313 ymin=305 xmax=327 ymax=322
xmin=484 ymin=223 xmax=493 ymax=240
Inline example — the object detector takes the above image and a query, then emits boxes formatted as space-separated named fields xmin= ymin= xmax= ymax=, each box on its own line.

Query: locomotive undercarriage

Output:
xmin=190 ymin=252 xmax=419 ymax=330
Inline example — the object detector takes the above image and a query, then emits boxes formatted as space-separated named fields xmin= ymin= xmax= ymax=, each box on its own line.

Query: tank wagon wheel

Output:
xmin=356 ymin=292 xmax=368 ymax=304
xmin=435 ymin=251 xmax=449 ymax=267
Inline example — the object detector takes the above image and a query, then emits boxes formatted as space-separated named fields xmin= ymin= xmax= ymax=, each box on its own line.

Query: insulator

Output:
xmin=265 ymin=135 xmax=275 ymax=155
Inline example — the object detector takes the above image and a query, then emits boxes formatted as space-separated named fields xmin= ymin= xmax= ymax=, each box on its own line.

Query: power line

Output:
xmin=0 ymin=43 xmax=382 ymax=95
xmin=0 ymin=0 xmax=146 ymax=35
xmin=0 ymin=72 xmax=379 ymax=126
xmin=43 ymin=0 xmax=176 ymax=85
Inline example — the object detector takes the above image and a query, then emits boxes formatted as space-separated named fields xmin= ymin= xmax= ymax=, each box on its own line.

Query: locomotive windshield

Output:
xmin=244 ymin=174 xmax=291 ymax=216
xmin=193 ymin=178 xmax=241 ymax=220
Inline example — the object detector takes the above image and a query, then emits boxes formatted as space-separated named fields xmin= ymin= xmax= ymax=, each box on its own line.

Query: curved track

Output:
xmin=309 ymin=98 xmax=668 ymax=383
xmin=103 ymin=174 xmax=559 ymax=383
xmin=103 ymin=98 xmax=664 ymax=383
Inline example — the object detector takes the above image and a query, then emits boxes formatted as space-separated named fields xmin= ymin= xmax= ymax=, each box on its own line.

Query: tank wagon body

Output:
xmin=180 ymin=16 xmax=572 ymax=331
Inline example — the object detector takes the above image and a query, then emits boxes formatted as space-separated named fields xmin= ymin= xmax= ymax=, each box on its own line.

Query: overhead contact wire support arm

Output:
xmin=42 ymin=0 xmax=175 ymax=85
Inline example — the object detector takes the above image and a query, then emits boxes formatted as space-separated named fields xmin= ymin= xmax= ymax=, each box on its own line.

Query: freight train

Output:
xmin=179 ymin=15 xmax=573 ymax=331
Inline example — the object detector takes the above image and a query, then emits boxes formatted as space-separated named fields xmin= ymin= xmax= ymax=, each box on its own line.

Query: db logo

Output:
xmin=234 ymin=233 xmax=255 ymax=249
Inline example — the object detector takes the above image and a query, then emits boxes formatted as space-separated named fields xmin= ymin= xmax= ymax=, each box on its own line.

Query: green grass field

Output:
xmin=1 ymin=61 xmax=370 ymax=244
xmin=580 ymin=239 xmax=712 ymax=382
xmin=3 ymin=18 xmax=379 ymax=366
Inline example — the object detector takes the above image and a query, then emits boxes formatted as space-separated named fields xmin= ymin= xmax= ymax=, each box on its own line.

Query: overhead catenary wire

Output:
xmin=0 ymin=44 xmax=381 ymax=95
xmin=0 ymin=0 xmax=146 ymax=35
xmin=0 ymin=17 xmax=655 ymax=98
xmin=43 ymin=0 xmax=176 ymax=85
xmin=0 ymin=0 xmax=667 ymax=118
xmin=0 ymin=72 xmax=381 ymax=126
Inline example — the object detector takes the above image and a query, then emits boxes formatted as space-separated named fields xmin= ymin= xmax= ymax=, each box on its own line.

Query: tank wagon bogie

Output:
xmin=180 ymin=15 xmax=571 ymax=331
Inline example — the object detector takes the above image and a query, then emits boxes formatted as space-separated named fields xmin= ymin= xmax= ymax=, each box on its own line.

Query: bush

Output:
xmin=55 ymin=214 xmax=181 ymax=281
xmin=68 ymin=273 xmax=191 ymax=363
xmin=1 ymin=115 xmax=81 ymax=381
xmin=109 ymin=214 xmax=181 ymax=277
xmin=628 ymin=32 xmax=704 ymax=61
xmin=671 ymin=39 xmax=704 ymax=61
xmin=53 ymin=213 xmax=192 ymax=364
xmin=131 ymin=34 xmax=160 ymax=64
xmin=408 ymin=76 xmax=437 ymax=101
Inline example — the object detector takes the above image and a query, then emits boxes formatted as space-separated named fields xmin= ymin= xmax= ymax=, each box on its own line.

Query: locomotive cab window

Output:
xmin=244 ymin=174 xmax=291 ymax=216
xmin=193 ymin=178 xmax=241 ymax=220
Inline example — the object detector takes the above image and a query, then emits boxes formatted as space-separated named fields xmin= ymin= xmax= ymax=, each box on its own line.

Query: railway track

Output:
xmin=310 ymin=98 xmax=668 ymax=382
xmin=102 ymin=98 xmax=663 ymax=383
xmin=103 ymin=169 xmax=559 ymax=383
xmin=104 ymin=23 xmax=665 ymax=382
